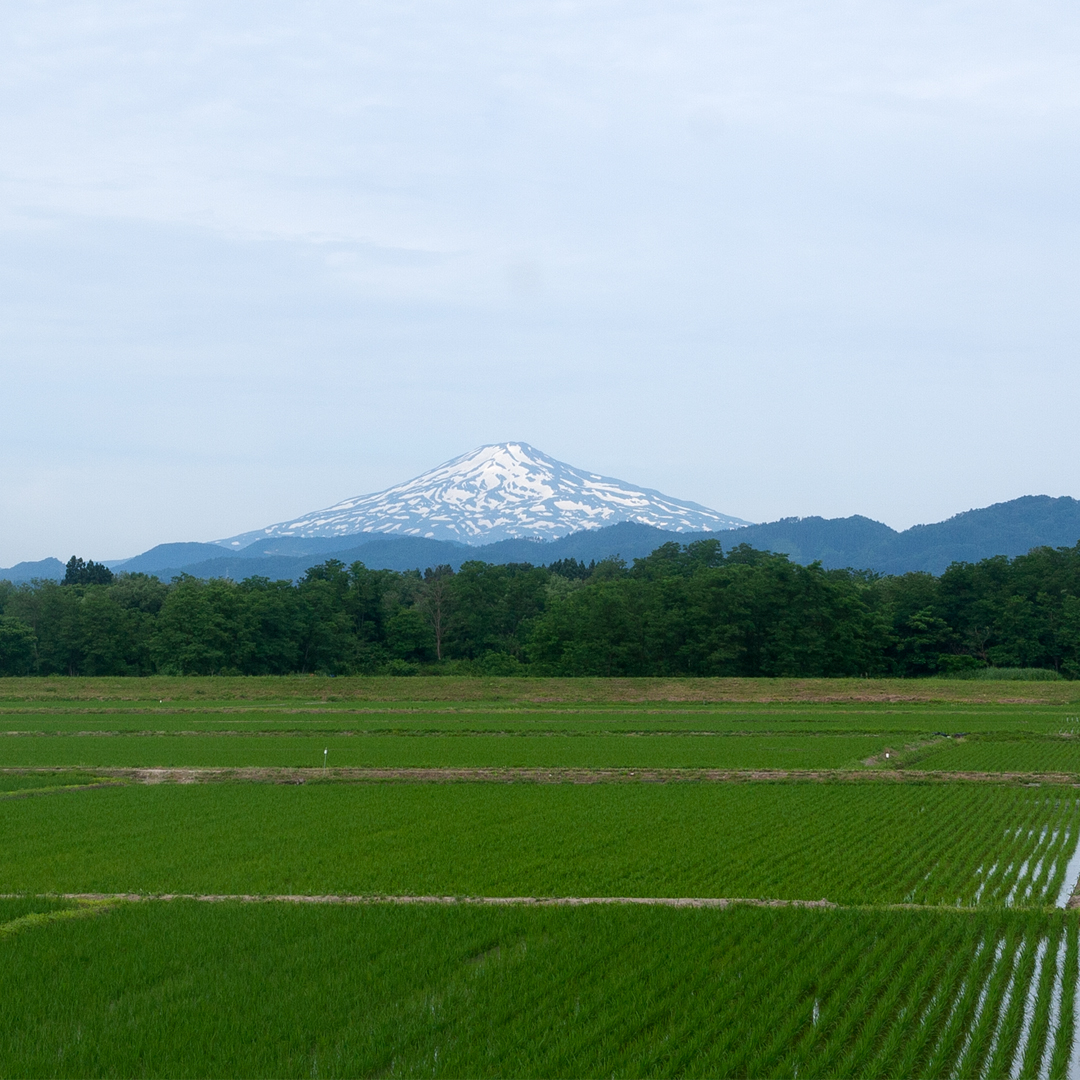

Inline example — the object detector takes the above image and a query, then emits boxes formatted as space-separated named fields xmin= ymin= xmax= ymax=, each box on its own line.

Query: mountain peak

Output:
xmin=219 ymin=442 xmax=751 ymax=547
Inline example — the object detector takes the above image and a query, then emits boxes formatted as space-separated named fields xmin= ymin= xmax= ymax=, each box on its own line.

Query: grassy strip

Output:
xmin=0 ymin=897 xmax=77 ymax=921
xmin=0 ymin=899 xmax=113 ymax=939
xmin=1 ymin=781 xmax=1076 ymax=904
xmin=0 ymin=770 xmax=110 ymax=793
xmin=1 ymin=675 xmax=1080 ymax=705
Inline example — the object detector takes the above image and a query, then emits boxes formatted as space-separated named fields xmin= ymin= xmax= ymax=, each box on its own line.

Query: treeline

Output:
xmin=2 ymin=539 xmax=1080 ymax=677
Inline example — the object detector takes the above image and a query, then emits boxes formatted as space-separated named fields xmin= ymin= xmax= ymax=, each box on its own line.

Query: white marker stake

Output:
xmin=324 ymin=748 xmax=328 ymax=771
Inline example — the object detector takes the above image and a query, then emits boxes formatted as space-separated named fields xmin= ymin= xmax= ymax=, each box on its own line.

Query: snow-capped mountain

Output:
xmin=217 ymin=443 xmax=751 ymax=549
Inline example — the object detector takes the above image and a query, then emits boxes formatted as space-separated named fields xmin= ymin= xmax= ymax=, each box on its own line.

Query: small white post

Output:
xmin=323 ymin=748 xmax=328 ymax=772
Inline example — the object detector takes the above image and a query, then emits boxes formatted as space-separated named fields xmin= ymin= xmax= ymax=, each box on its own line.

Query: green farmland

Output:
xmin=5 ymin=676 xmax=1080 ymax=1077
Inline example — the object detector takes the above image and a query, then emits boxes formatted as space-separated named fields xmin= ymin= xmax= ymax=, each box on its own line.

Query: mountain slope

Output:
xmin=0 ymin=557 xmax=67 ymax=584
xmin=138 ymin=524 xmax=689 ymax=583
xmin=733 ymin=496 xmax=1080 ymax=575
xmin=116 ymin=499 xmax=1080 ymax=583
xmin=217 ymin=442 xmax=750 ymax=548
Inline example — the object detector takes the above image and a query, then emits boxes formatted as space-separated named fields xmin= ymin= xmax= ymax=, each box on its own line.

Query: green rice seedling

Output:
xmin=1034 ymin=933 xmax=1070 ymax=1080
xmin=653 ymin=909 xmax=835 ymax=1076
xmin=0 ymin=731 xmax=904 ymax=771
xmin=745 ymin=918 xmax=889 ymax=1076
xmin=914 ymin=737 xmax=1080 ymax=776
xmin=921 ymin=934 xmax=999 ymax=1078
xmin=5 ymin=780 xmax=1070 ymax=902
xmin=890 ymin=923 xmax=990 ymax=1078
xmin=2 ymin=902 xmax=1058 ymax=1079
xmin=862 ymin=921 xmax=971 ymax=1077
xmin=1017 ymin=922 xmax=1066 ymax=1077
xmin=1005 ymin=935 xmax=1050 ymax=1079
xmin=952 ymin=927 xmax=1029 ymax=1078
xmin=1046 ymin=920 xmax=1079 ymax=1080
xmin=984 ymin=932 xmax=1042 ymax=1078
xmin=822 ymin=924 xmax=944 ymax=1077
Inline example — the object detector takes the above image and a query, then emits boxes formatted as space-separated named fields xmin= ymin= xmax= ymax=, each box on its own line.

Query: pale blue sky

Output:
xmin=2 ymin=2 xmax=1079 ymax=563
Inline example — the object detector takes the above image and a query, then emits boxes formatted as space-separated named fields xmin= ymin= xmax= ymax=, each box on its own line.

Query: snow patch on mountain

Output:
xmin=218 ymin=443 xmax=751 ymax=548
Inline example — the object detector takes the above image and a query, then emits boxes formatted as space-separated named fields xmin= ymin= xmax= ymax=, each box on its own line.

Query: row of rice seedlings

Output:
xmin=1032 ymin=804 xmax=1080 ymax=908
xmin=985 ymin=801 xmax=1080 ymax=908
xmin=914 ymin=788 xmax=1066 ymax=908
xmin=652 ymin=911 xmax=844 ymax=1075
xmin=912 ymin=737 xmax=1080 ymax=774
xmin=946 ymin=937 xmax=1009 ymax=1076
xmin=467 ymin=918 xmax=642 ymax=1076
xmin=909 ymin=793 xmax=1000 ymax=905
xmin=1036 ymin=934 xmax=1069 ymax=1080
xmin=7 ymin=779 xmax=1078 ymax=904
xmin=863 ymin=919 xmax=975 ymax=1076
xmin=1017 ymin=922 xmax=1067 ymax=1078
xmin=699 ymin=917 xmax=851 ymax=1075
xmin=746 ymin=787 xmax=1080 ymax=910
xmin=800 ymin=785 xmax=1004 ymax=906
xmin=5 ymin=901 xmax=1075 ymax=1077
xmin=1023 ymin=832 xmax=1062 ymax=904
xmin=1002 ymin=806 xmax=1070 ymax=904
xmin=922 ymin=936 xmax=997 ymax=1076
xmin=981 ymin=937 xmax=1028 ymax=1077
xmin=815 ymin=921 xmax=950 ymax=1077
xmin=960 ymin=797 xmax=1052 ymax=906
xmin=915 ymin=791 xmax=1036 ymax=907
xmin=728 ymin=914 xmax=901 ymax=1074
xmin=1054 ymin=835 xmax=1080 ymax=909
xmin=998 ymin=936 xmax=1048 ymax=1078
xmin=665 ymin=912 xmax=839 ymax=1074
xmin=767 ymin=920 xmax=919 ymax=1076
xmin=1041 ymin=924 xmax=1075 ymax=1080
xmin=751 ymin=915 xmax=983 ymax=1078
xmin=952 ymin=932 xmax=1025 ymax=1077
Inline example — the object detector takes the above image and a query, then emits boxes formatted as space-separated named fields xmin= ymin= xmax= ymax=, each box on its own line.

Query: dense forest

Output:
xmin=2 ymin=540 xmax=1080 ymax=678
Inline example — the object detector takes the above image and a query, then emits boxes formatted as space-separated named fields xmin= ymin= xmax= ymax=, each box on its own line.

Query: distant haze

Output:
xmin=2 ymin=3 xmax=1079 ymax=564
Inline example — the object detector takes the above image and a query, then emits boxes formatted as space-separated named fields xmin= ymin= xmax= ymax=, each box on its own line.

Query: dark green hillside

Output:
xmin=735 ymin=495 xmax=1080 ymax=574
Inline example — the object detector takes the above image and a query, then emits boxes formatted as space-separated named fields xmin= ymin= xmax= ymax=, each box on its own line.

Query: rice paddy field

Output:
xmin=6 ymin=675 xmax=1080 ymax=1077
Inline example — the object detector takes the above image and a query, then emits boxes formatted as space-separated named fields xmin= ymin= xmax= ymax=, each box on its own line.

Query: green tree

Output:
xmin=0 ymin=616 xmax=36 ymax=675
xmin=63 ymin=556 xmax=115 ymax=586
xmin=415 ymin=565 xmax=455 ymax=661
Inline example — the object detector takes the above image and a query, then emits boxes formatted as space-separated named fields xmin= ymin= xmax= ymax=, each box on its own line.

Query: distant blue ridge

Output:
xmin=5 ymin=495 xmax=1080 ymax=584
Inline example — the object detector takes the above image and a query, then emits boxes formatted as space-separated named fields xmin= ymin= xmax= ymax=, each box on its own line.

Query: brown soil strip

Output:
xmin=5 ymin=892 xmax=838 ymax=909
xmin=7 ymin=766 xmax=1080 ymax=786
xmin=0 ymin=676 xmax=1077 ymax=706
xmin=3 ymin=892 xmax=1060 ymax=912
xmin=0 ymin=730 xmax=916 ymax=738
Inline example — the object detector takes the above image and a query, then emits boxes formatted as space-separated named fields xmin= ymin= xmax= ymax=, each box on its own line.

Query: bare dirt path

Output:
xmin=86 ymin=765 xmax=1080 ymax=785
xmin=4 ymin=765 xmax=1080 ymax=786
xmin=5 ymin=892 xmax=1074 ymax=912
xmin=0 ymin=892 xmax=835 ymax=909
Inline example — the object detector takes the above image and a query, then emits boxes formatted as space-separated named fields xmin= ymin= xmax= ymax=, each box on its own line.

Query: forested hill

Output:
xmin=4 ymin=537 xmax=1080 ymax=678
xmin=732 ymin=496 xmax=1080 ymax=575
